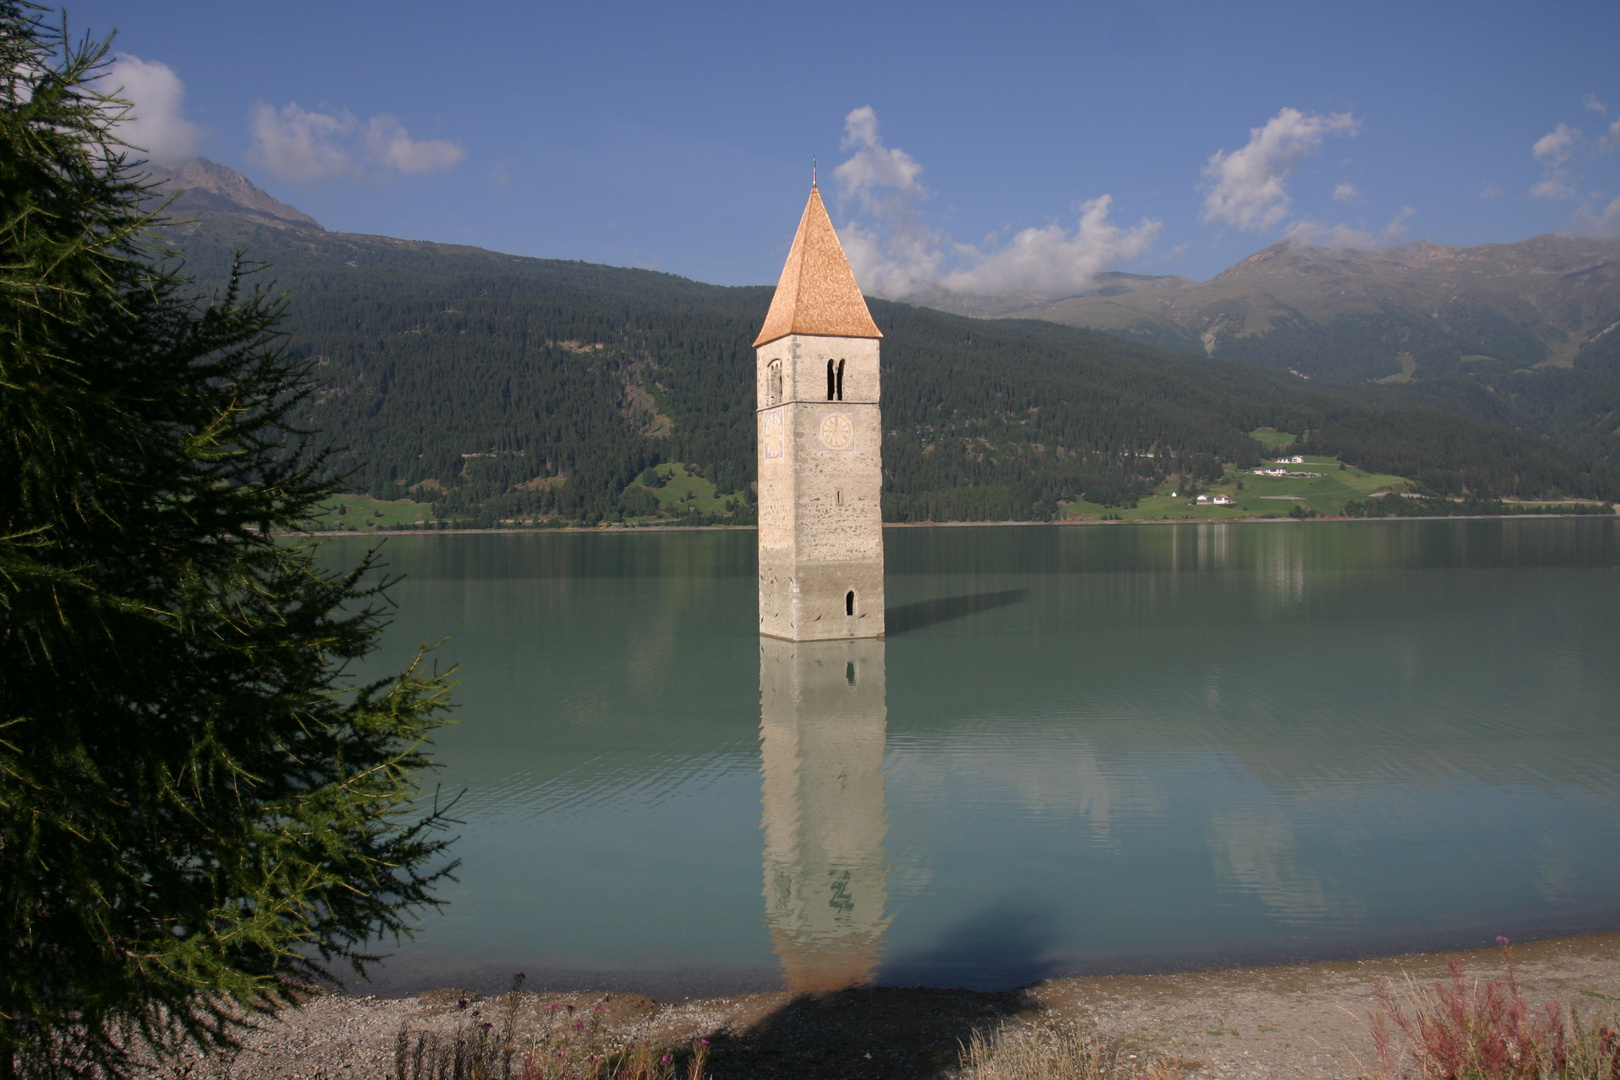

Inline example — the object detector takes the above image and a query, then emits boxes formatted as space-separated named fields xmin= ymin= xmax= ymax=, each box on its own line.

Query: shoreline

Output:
xmin=296 ymin=511 xmax=1619 ymax=537
xmin=147 ymin=930 xmax=1620 ymax=1079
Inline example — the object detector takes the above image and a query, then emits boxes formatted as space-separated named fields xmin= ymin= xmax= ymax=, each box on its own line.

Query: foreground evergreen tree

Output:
xmin=0 ymin=7 xmax=456 ymax=1076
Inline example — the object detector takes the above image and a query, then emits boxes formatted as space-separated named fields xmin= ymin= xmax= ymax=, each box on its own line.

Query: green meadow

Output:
xmin=625 ymin=463 xmax=746 ymax=521
xmin=1246 ymin=426 xmax=1300 ymax=452
xmin=308 ymin=493 xmax=437 ymax=531
xmin=1063 ymin=432 xmax=1410 ymax=521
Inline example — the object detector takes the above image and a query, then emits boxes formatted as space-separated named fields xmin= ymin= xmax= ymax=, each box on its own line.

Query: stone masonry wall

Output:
xmin=757 ymin=334 xmax=885 ymax=640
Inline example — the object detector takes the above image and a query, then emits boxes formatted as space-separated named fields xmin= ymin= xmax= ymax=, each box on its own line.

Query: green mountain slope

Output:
xmin=150 ymin=161 xmax=1620 ymax=525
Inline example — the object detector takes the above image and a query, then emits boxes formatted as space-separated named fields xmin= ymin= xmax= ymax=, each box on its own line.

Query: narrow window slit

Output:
xmin=845 ymin=590 xmax=855 ymax=616
xmin=827 ymin=359 xmax=836 ymax=400
xmin=846 ymin=662 xmax=856 ymax=686
xmin=835 ymin=359 xmax=845 ymax=401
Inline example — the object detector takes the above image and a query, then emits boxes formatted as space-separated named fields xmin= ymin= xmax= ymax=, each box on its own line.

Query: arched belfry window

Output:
xmin=845 ymin=590 xmax=855 ymax=616
xmin=767 ymin=359 xmax=782 ymax=406
xmin=826 ymin=359 xmax=846 ymax=401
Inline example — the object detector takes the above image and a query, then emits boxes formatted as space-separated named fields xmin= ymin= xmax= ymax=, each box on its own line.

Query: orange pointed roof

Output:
xmin=754 ymin=186 xmax=882 ymax=348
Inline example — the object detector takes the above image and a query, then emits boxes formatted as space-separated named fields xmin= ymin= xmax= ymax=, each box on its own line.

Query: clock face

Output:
xmin=761 ymin=410 xmax=784 ymax=459
xmin=819 ymin=412 xmax=854 ymax=451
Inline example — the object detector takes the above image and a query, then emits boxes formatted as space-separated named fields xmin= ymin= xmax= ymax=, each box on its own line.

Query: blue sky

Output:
xmin=70 ymin=0 xmax=1620 ymax=296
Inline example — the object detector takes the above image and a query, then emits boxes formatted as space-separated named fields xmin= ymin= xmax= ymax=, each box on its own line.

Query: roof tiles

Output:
xmin=753 ymin=186 xmax=882 ymax=348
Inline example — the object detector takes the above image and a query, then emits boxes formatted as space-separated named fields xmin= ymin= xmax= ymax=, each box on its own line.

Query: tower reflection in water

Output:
xmin=758 ymin=637 xmax=891 ymax=991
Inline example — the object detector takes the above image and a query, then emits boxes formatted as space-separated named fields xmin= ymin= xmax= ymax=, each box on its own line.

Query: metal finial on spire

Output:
xmin=812 ymin=157 xmax=817 ymax=188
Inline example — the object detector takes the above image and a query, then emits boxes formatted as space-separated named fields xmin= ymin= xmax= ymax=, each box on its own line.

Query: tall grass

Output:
xmin=956 ymin=1021 xmax=1183 ymax=1080
xmin=393 ymin=977 xmax=708 ymax=1080
xmin=1370 ymin=938 xmax=1620 ymax=1080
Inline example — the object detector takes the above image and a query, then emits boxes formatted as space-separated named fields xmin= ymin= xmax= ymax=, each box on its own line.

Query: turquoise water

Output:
xmin=321 ymin=520 xmax=1620 ymax=996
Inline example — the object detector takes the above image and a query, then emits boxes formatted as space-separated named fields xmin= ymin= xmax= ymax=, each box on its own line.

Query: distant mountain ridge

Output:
xmin=998 ymin=235 xmax=1620 ymax=381
xmin=901 ymin=271 xmax=1196 ymax=319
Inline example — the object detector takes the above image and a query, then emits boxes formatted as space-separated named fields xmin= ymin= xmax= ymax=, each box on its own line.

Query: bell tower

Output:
xmin=755 ymin=184 xmax=885 ymax=641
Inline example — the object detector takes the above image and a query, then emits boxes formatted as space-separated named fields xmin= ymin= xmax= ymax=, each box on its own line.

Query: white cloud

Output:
xmin=1382 ymin=205 xmax=1416 ymax=242
xmin=1200 ymin=108 xmax=1360 ymax=231
xmin=1584 ymin=93 xmax=1608 ymax=116
xmin=831 ymin=106 xmax=942 ymax=297
xmin=1284 ymin=219 xmax=1375 ymax=249
xmin=362 ymin=114 xmax=466 ymax=173
xmin=1530 ymin=122 xmax=1580 ymax=199
xmin=830 ymin=106 xmax=1158 ymax=301
xmin=1331 ymin=182 xmax=1362 ymax=204
xmin=249 ymin=103 xmax=354 ymax=180
xmin=1278 ymin=206 xmax=1411 ymax=251
xmin=943 ymin=195 xmax=1160 ymax=297
xmin=1479 ymin=182 xmax=1507 ymax=199
xmin=248 ymin=102 xmax=465 ymax=181
xmin=834 ymin=106 xmax=925 ymax=203
xmin=1572 ymin=194 xmax=1620 ymax=237
xmin=103 ymin=54 xmax=200 ymax=164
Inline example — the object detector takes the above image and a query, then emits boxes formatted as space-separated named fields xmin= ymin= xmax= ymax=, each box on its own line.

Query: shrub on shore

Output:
xmin=1369 ymin=938 xmax=1620 ymax=1079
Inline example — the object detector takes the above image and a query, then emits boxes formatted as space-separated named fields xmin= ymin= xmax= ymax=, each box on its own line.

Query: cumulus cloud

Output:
xmin=1585 ymin=93 xmax=1608 ymax=116
xmin=103 ymin=54 xmax=200 ymax=164
xmin=1479 ymin=182 xmax=1507 ymax=199
xmin=1200 ymin=108 xmax=1360 ymax=231
xmin=362 ymin=114 xmax=466 ymax=173
xmin=1284 ymin=220 xmax=1375 ymax=249
xmin=941 ymin=195 xmax=1160 ymax=297
xmin=832 ymin=106 xmax=942 ymax=297
xmin=1530 ymin=122 xmax=1581 ymax=199
xmin=1602 ymin=195 xmax=1620 ymax=231
xmin=1572 ymin=193 xmax=1620 ymax=237
xmin=1283 ymin=205 xmax=1412 ymax=250
xmin=830 ymin=106 xmax=1158 ymax=301
xmin=1331 ymin=182 xmax=1362 ymax=204
xmin=249 ymin=102 xmax=465 ymax=181
xmin=1382 ymin=205 xmax=1416 ymax=241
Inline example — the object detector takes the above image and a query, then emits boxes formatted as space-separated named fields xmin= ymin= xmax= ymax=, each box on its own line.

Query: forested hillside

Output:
xmin=159 ymin=183 xmax=1620 ymax=526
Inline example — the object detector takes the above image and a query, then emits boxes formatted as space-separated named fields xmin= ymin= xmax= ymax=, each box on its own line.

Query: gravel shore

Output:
xmin=134 ymin=931 xmax=1620 ymax=1080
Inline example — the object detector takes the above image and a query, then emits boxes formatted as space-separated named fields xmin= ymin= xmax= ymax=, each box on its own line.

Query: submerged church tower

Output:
xmin=755 ymin=184 xmax=885 ymax=640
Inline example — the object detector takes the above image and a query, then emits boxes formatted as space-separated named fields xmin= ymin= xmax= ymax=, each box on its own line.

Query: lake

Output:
xmin=320 ymin=519 xmax=1620 ymax=997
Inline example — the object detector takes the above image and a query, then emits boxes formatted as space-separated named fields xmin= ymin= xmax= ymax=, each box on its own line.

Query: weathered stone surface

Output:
xmin=757 ymin=335 xmax=884 ymax=640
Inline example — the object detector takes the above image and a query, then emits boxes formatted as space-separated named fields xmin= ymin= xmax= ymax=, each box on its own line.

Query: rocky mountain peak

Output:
xmin=144 ymin=157 xmax=323 ymax=232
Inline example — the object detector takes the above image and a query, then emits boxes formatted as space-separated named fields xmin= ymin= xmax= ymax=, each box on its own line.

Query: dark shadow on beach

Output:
xmin=885 ymin=589 xmax=1029 ymax=636
xmin=700 ymin=897 xmax=1055 ymax=1078
xmin=703 ymin=985 xmax=1037 ymax=1080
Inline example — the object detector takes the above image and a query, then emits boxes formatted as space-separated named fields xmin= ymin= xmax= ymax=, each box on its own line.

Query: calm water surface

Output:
xmin=321 ymin=520 xmax=1620 ymax=996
